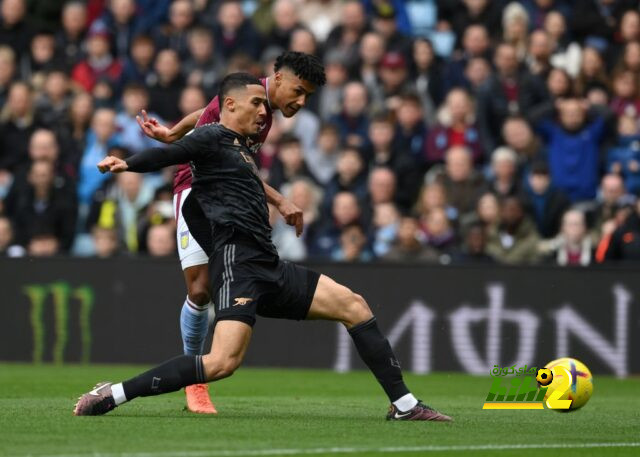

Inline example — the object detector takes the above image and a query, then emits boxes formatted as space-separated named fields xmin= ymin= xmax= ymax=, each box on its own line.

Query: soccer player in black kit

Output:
xmin=74 ymin=73 xmax=452 ymax=422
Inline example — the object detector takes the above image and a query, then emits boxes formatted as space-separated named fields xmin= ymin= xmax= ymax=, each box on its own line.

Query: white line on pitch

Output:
xmin=20 ymin=442 xmax=640 ymax=457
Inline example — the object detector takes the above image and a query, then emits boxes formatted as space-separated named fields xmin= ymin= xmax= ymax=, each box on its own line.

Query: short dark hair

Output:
xmin=274 ymin=51 xmax=326 ymax=87
xmin=277 ymin=132 xmax=301 ymax=148
xmin=218 ymin=72 xmax=263 ymax=110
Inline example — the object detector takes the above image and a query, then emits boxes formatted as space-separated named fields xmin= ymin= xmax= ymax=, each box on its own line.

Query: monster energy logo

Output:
xmin=23 ymin=282 xmax=95 ymax=364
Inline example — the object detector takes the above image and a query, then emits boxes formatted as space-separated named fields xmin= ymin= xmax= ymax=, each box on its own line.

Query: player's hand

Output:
xmin=277 ymin=199 xmax=304 ymax=237
xmin=97 ymin=156 xmax=128 ymax=173
xmin=136 ymin=110 xmax=174 ymax=143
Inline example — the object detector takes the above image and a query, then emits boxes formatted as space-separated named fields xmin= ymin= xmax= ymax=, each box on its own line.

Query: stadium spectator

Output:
xmin=35 ymin=70 xmax=72 ymax=132
xmin=147 ymin=48 xmax=183 ymax=122
xmin=121 ymin=34 xmax=156 ymax=85
xmin=501 ymin=115 xmax=546 ymax=172
xmin=601 ymin=197 xmax=640 ymax=262
xmin=6 ymin=160 xmax=76 ymax=251
xmin=616 ymin=40 xmax=640 ymax=74
xmin=410 ymin=37 xmax=444 ymax=122
xmin=476 ymin=192 xmax=501 ymax=229
xmin=371 ymin=201 xmax=399 ymax=257
xmin=297 ymin=0 xmax=343 ymax=43
xmin=421 ymin=207 xmax=457 ymax=256
xmin=367 ymin=167 xmax=396 ymax=206
xmin=67 ymin=91 xmax=93 ymax=148
xmin=435 ymin=145 xmax=488 ymax=218
xmin=502 ymin=2 xmax=530 ymax=61
xmin=574 ymin=46 xmax=609 ymax=96
xmin=268 ymin=133 xmax=314 ymax=193
xmin=486 ymin=195 xmax=541 ymax=264
xmin=384 ymin=216 xmax=439 ymax=262
xmin=607 ymin=115 xmax=640 ymax=194
xmin=56 ymin=1 xmax=87 ymax=69
xmin=116 ymin=83 xmax=164 ymax=153
xmin=270 ymin=201 xmax=306 ymax=261
xmin=213 ymin=0 xmax=262 ymax=60
xmin=289 ymin=27 xmax=318 ymax=56
xmin=477 ymin=42 xmax=546 ymax=154
xmin=0 ymin=0 xmax=33 ymax=59
xmin=27 ymin=228 xmax=60 ymax=257
xmin=542 ymin=209 xmax=594 ymax=266
xmin=537 ymin=97 xmax=606 ymax=202
xmin=330 ymin=81 xmax=370 ymax=147
xmin=0 ymin=45 xmax=15 ymax=106
xmin=444 ymin=24 xmax=492 ymax=91
xmin=304 ymin=122 xmax=339 ymax=185
xmin=592 ymin=173 xmax=629 ymax=236
xmin=351 ymin=31 xmax=385 ymax=97
xmin=364 ymin=113 xmax=421 ymax=211
xmin=309 ymin=190 xmax=363 ymax=259
xmin=146 ymin=222 xmax=176 ymax=257
xmin=415 ymin=181 xmax=457 ymax=223
xmin=0 ymin=214 xmax=23 ymax=256
xmin=464 ymin=56 xmax=492 ymax=94
xmin=91 ymin=224 xmax=120 ymax=258
xmin=21 ymin=30 xmax=59 ymax=91
xmin=526 ymin=29 xmax=553 ymax=78
xmin=317 ymin=50 xmax=348 ymax=121
xmin=97 ymin=0 xmax=141 ymax=60
xmin=370 ymin=1 xmax=410 ymax=55
xmin=439 ymin=0 xmax=503 ymax=42
xmin=267 ymin=0 xmax=301 ymax=50
xmin=393 ymin=92 xmax=428 ymax=163
xmin=153 ymin=0 xmax=194 ymax=59
xmin=452 ymin=221 xmax=494 ymax=264
xmin=609 ymin=69 xmax=640 ymax=118
xmin=71 ymin=22 xmax=123 ymax=93
xmin=324 ymin=0 xmax=369 ymax=62
xmin=0 ymin=81 xmax=40 ymax=174
xmin=77 ymin=108 xmax=120 ymax=206
xmin=182 ymin=27 xmax=220 ymax=98
xmin=488 ymin=146 xmax=521 ymax=200
xmin=522 ymin=161 xmax=570 ymax=238
xmin=332 ymin=223 xmax=373 ymax=262
xmin=375 ymin=51 xmax=412 ymax=112
xmin=424 ymin=88 xmax=483 ymax=167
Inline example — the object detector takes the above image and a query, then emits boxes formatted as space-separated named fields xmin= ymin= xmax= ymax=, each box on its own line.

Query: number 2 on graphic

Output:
xmin=545 ymin=366 xmax=573 ymax=410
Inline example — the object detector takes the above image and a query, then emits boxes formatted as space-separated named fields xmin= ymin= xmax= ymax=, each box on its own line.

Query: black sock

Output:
xmin=348 ymin=317 xmax=410 ymax=403
xmin=122 ymin=355 xmax=206 ymax=401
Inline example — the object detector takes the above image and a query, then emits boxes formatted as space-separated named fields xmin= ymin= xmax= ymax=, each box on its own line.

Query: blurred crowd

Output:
xmin=4 ymin=0 xmax=640 ymax=266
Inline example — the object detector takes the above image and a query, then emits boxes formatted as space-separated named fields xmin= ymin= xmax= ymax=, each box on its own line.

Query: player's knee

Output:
xmin=344 ymin=293 xmax=373 ymax=327
xmin=187 ymin=284 xmax=210 ymax=306
xmin=202 ymin=355 xmax=240 ymax=381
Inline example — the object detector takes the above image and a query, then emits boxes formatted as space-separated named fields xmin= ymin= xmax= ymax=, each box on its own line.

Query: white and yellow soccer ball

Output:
xmin=543 ymin=357 xmax=593 ymax=411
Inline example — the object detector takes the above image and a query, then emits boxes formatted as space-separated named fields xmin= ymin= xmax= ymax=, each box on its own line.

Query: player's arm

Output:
xmin=98 ymin=138 xmax=203 ymax=174
xmin=264 ymin=182 xmax=303 ymax=237
xmin=136 ymin=108 xmax=205 ymax=143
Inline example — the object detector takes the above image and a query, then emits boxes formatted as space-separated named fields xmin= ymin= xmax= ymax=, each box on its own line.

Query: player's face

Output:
xmin=274 ymin=70 xmax=316 ymax=118
xmin=234 ymin=84 xmax=268 ymax=136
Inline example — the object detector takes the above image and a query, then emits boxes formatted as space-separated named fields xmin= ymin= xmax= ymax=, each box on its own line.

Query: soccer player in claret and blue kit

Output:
xmin=75 ymin=72 xmax=452 ymax=422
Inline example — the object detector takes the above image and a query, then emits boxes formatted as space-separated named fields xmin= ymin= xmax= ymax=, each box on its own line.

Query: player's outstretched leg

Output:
xmin=307 ymin=274 xmax=452 ymax=422
xmin=73 ymin=320 xmax=252 ymax=416
xmin=181 ymin=265 xmax=217 ymax=414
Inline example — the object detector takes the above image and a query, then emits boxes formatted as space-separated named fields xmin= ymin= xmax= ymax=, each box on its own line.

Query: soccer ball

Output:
xmin=543 ymin=357 xmax=593 ymax=411
xmin=536 ymin=368 xmax=553 ymax=386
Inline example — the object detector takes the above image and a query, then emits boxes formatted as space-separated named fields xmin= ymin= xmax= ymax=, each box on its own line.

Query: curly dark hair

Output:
xmin=273 ymin=51 xmax=326 ymax=87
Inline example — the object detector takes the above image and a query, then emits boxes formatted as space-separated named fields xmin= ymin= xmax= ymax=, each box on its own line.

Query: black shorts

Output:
xmin=209 ymin=232 xmax=320 ymax=327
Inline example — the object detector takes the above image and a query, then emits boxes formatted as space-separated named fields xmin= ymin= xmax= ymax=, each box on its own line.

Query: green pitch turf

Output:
xmin=0 ymin=364 xmax=639 ymax=457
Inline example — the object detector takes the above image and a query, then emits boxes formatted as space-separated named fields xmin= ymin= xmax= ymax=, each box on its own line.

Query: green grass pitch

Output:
xmin=1 ymin=364 xmax=639 ymax=457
